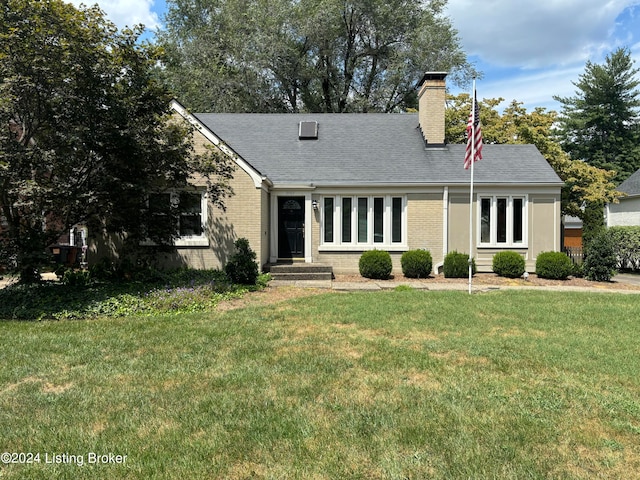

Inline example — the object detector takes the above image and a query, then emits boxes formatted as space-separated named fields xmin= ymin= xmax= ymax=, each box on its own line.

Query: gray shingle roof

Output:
xmin=617 ymin=168 xmax=640 ymax=196
xmin=193 ymin=113 xmax=563 ymax=186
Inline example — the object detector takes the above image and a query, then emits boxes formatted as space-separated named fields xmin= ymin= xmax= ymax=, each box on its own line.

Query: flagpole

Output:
xmin=468 ymin=78 xmax=476 ymax=295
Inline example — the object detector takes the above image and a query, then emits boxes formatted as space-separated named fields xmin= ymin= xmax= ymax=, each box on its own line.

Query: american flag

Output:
xmin=464 ymin=91 xmax=483 ymax=169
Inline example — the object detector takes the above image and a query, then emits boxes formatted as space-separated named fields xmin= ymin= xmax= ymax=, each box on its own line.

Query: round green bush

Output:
xmin=492 ymin=251 xmax=526 ymax=278
xmin=443 ymin=251 xmax=476 ymax=278
xmin=583 ymin=232 xmax=617 ymax=282
xmin=401 ymin=249 xmax=433 ymax=278
xmin=535 ymin=251 xmax=573 ymax=280
xmin=359 ymin=250 xmax=392 ymax=280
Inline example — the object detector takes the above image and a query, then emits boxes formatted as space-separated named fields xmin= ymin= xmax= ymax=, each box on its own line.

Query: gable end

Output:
xmin=169 ymin=99 xmax=268 ymax=189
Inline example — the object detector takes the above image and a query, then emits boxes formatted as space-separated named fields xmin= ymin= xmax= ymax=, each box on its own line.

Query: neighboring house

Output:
xmin=95 ymin=72 xmax=563 ymax=274
xmin=563 ymin=215 xmax=583 ymax=248
xmin=606 ymin=168 xmax=640 ymax=227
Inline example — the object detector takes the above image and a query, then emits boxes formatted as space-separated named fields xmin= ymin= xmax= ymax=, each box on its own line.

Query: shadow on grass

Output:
xmin=0 ymin=269 xmax=249 ymax=321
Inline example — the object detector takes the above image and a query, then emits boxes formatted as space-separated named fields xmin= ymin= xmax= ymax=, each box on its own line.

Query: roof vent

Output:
xmin=298 ymin=121 xmax=318 ymax=140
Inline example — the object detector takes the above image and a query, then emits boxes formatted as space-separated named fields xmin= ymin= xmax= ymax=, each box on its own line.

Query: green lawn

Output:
xmin=1 ymin=289 xmax=639 ymax=479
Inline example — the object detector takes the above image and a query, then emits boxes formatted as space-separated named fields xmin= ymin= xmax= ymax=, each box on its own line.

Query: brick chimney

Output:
xmin=417 ymin=72 xmax=447 ymax=147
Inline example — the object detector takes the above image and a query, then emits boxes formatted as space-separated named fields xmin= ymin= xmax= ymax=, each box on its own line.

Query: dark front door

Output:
xmin=278 ymin=197 xmax=305 ymax=258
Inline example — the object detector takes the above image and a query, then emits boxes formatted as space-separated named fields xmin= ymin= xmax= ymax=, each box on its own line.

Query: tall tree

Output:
xmin=0 ymin=0 xmax=233 ymax=281
xmin=157 ymin=0 xmax=477 ymax=113
xmin=554 ymin=48 xmax=640 ymax=183
xmin=445 ymin=95 xmax=622 ymax=220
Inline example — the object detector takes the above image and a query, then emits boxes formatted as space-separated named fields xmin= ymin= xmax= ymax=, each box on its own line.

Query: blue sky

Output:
xmin=68 ymin=0 xmax=640 ymax=112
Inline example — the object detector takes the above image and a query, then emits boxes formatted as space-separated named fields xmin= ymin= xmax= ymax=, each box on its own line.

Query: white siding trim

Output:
xmin=170 ymin=100 xmax=267 ymax=189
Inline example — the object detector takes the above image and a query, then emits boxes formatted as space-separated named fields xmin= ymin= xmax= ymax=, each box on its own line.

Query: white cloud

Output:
xmin=447 ymin=0 xmax=640 ymax=68
xmin=446 ymin=1 xmax=640 ymax=111
xmin=66 ymin=0 xmax=161 ymax=32
xmin=479 ymin=67 xmax=585 ymax=111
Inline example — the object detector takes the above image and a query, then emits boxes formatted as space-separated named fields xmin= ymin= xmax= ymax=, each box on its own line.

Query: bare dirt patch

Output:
xmin=216 ymin=273 xmax=640 ymax=311
xmin=216 ymin=286 xmax=329 ymax=311
xmin=42 ymin=382 xmax=73 ymax=395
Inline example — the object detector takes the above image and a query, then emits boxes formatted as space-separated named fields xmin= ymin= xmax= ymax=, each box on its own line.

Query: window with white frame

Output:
xmin=321 ymin=195 xmax=406 ymax=248
xmin=479 ymin=195 xmax=526 ymax=246
xmin=147 ymin=190 xmax=208 ymax=246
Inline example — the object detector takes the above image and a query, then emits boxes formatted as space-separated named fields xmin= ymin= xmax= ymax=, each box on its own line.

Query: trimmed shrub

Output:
xmin=401 ymin=249 xmax=433 ymax=278
xmin=359 ymin=250 xmax=392 ymax=280
xmin=583 ymin=232 xmax=617 ymax=282
xmin=607 ymin=226 xmax=640 ymax=271
xmin=443 ymin=251 xmax=476 ymax=278
xmin=492 ymin=251 xmax=526 ymax=278
xmin=535 ymin=251 xmax=573 ymax=280
xmin=225 ymin=238 xmax=259 ymax=285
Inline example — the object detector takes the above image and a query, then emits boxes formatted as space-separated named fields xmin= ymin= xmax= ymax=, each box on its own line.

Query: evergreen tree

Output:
xmin=554 ymin=48 xmax=640 ymax=183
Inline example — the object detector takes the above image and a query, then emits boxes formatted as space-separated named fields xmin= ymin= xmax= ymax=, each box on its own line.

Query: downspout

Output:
xmin=438 ymin=186 xmax=449 ymax=274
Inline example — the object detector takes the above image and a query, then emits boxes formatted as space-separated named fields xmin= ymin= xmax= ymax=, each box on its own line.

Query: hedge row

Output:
xmin=607 ymin=226 xmax=640 ymax=272
xmin=359 ymin=243 xmax=629 ymax=282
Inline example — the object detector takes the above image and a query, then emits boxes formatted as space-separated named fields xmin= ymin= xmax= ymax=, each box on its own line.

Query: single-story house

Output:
xmin=97 ymin=72 xmax=563 ymax=274
xmin=606 ymin=168 xmax=640 ymax=227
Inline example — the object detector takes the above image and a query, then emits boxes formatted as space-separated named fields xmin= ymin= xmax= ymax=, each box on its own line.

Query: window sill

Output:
xmin=140 ymin=237 xmax=210 ymax=248
xmin=174 ymin=238 xmax=210 ymax=247
xmin=319 ymin=244 xmax=409 ymax=252
xmin=477 ymin=244 xmax=528 ymax=249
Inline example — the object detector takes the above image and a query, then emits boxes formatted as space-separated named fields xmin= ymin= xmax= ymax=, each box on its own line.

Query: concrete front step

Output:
xmin=270 ymin=272 xmax=333 ymax=281
xmin=266 ymin=263 xmax=333 ymax=282
xmin=268 ymin=264 xmax=333 ymax=274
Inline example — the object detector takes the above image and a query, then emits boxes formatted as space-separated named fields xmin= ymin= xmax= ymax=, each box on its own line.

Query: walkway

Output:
xmin=2 ymin=273 xmax=639 ymax=293
xmin=0 ymin=272 xmax=57 ymax=289
xmin=272 ymin=273 xmax=640 ymax=293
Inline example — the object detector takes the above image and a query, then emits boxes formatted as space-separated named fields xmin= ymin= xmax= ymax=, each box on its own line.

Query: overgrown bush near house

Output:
xmin=443 ymin=251 xmax=476 ymax=278
xmin=607 ymin=226 xmax=640 ymax=271
xmin=583 ymin=232 xmax=618 ymax=282
xmin=359 ymin=250 xmax=392 ymax=280
xmin=492 ymin=251 xmax=525 ymax=278
xmin=535 ymin=252 xmax=573 ymax=280
xmin=401 ymin=249 xmax=433 ymax=278
xmin=89 ymin=258 xmax=118 ymax=281
xmin=225 ymin=238 xmax=259 ymax=285
xmin=62 ymin=269 xmax=92 ymax=287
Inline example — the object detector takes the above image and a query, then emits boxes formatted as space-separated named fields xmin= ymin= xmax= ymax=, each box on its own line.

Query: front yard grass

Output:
xmin=1 ymin=289 xmax=639 ymax=479
xmin=0 ymin=270 xmax=269 ymax=320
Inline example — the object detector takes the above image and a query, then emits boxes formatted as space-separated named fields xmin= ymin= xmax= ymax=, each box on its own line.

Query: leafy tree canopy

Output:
xmin=0 ymin=0 xmax=233 ymax=281
xmin=445 ymin=94 xmax=622 ymax=219
xmin=156 ymin=0 xmax=478 ymax=113
xmin=553 ymin=47 xmax=640 ymax=183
